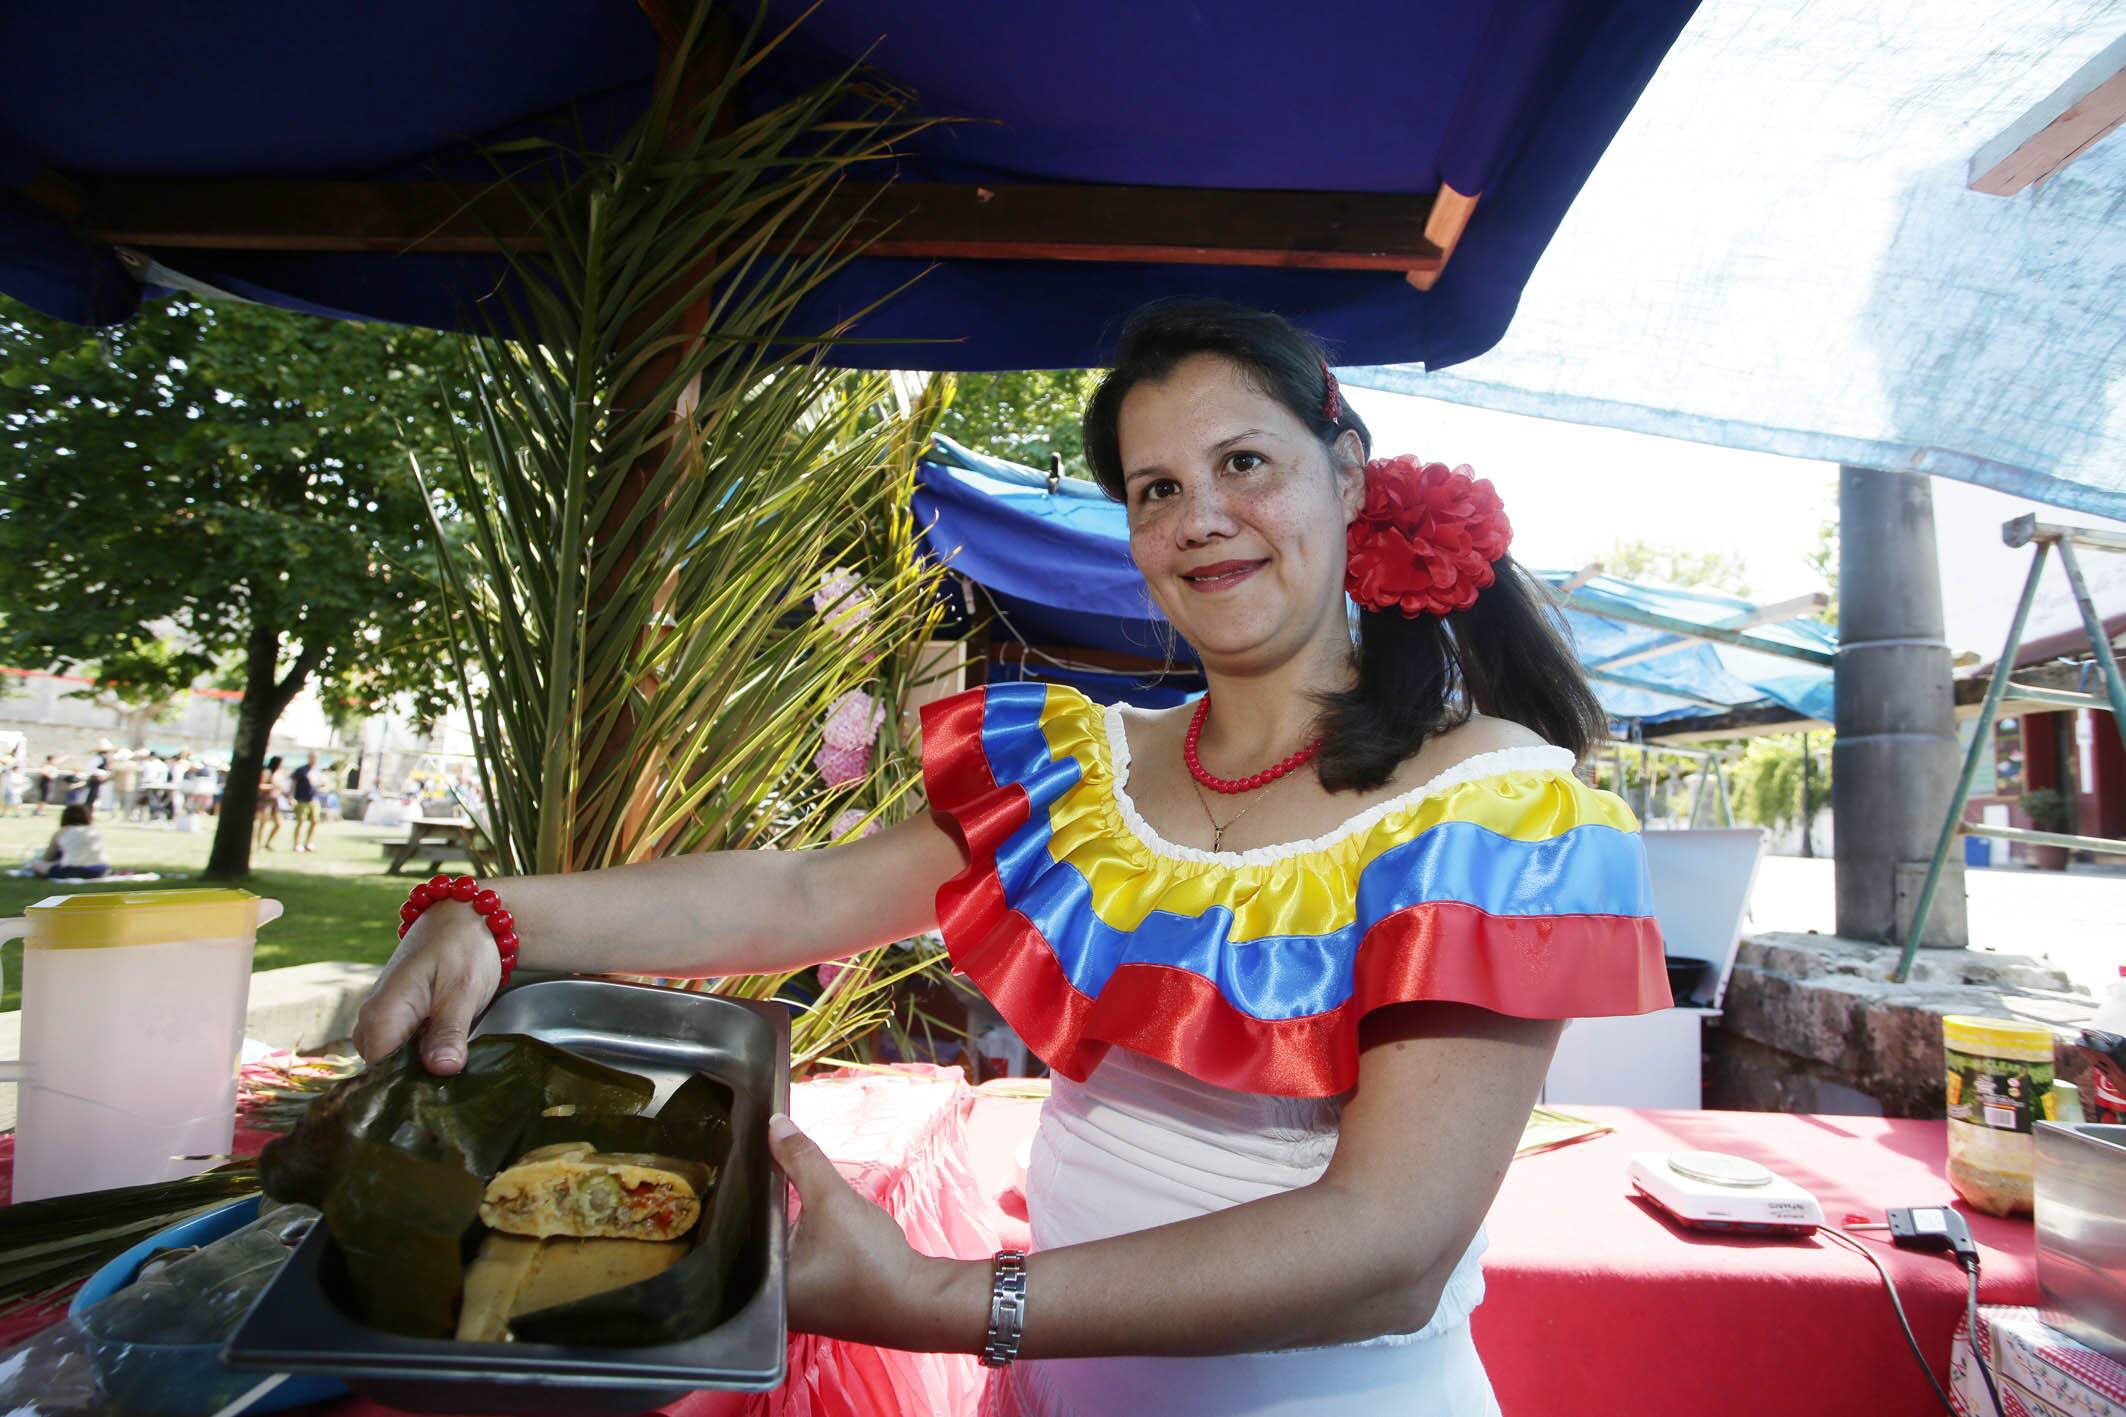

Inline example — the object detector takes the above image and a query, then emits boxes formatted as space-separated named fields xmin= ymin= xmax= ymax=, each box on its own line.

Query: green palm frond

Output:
xmin=423 ymin=3 xmax=958 ymax=1060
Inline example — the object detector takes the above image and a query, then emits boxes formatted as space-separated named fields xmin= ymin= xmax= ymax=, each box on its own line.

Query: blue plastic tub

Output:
xmin=69 ymin=1195 xmax=346 ymax=1414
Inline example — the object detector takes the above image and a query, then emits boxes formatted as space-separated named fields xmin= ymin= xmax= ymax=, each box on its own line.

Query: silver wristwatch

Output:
xmin=979 ymin=1249 xmax=1030 ymax=1368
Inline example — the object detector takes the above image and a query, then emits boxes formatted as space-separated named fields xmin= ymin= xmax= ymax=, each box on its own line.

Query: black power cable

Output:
xmin=1962 ymin=1259 xmax=2005 ymax=1417
xmin=1820 ymin=1228 xmax=1959 ymax=1415
xmin=1832 ymin=1205 xmax=2007 ymax=1417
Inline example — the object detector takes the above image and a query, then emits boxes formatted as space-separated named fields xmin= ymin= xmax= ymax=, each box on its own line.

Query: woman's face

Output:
xmin=1117 ymin=354 xmax=1362 ymax=672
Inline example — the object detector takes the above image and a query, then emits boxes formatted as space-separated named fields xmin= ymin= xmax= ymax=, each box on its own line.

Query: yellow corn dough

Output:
xmin=478 ymin=1141 xmax=709 ymax=1242
xmin=454 ymin=1230 xmax=687 ymax=1342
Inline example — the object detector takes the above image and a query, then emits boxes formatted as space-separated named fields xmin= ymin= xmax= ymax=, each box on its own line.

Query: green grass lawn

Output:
xmin=0 ymin=809 xmax=432 ymax=1011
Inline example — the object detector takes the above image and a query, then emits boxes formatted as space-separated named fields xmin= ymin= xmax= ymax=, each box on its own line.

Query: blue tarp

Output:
xmin=1341 ymin=0 xmax=2126 ymax=522
xmin=0 ymin=2 xmax=1696 ymax=371
xmin=917 ymin=439 xmax=1835 ymax=725
xmin=917 ymin=437 xmax=1170 ymax=657
xmin=1538 ymin=574 xmax=1836 ymax=727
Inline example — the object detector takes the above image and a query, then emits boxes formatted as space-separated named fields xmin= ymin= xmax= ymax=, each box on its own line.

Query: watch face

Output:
xmin=1666 ymin=1150 xmax=1776 ymax=1188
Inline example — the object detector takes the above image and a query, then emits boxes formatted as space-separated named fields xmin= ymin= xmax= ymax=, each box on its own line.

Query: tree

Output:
xmin=1730 ymin=733 xmax=1832 ymax=834
xmin=66 ymin=638 xmax=204 ymax=748
xmin=0 ymin=294 xmax=460 ymax=878
xmin=936 ymin=369 xmax=1102 ymax=477
xmin=1599 ymin=537 xmax=1751 ymax=596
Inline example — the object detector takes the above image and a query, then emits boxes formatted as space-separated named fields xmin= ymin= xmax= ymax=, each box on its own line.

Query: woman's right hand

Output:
xmin=352 ymin=904 xmax=504 ymax=1074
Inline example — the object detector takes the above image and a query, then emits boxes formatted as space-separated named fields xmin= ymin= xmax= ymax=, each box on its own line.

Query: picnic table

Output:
xmin=382 ymin=815 xmax=488 ymax=876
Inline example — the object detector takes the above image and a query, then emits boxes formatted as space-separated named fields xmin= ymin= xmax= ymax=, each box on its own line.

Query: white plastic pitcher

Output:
xmin=0 ymin=889 xmax=281 ymax=1202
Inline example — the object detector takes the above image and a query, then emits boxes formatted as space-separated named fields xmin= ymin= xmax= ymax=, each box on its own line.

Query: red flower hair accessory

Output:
xmin=1321 ymin=363 xmax=1342 ymax=422
xmin=1344 ymin=455 xmax=1512 ymax=618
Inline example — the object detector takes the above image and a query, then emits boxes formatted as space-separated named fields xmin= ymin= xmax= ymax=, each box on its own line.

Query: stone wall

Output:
xmin=1707 ymin=931 xmax=2100 ymax=1118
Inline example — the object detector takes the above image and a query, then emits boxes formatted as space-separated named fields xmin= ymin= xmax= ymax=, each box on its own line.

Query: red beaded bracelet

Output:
xmin=399 ymin=873 xmax=519 ymax=985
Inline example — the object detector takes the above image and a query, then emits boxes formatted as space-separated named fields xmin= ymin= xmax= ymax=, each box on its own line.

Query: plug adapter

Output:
xmin=1887 ymin=1206 xmax=1980 ymax=1269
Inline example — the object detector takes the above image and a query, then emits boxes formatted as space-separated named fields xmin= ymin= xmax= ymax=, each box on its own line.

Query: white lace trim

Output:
xmin=1100 ymin=702 xmax=1577 ymax=866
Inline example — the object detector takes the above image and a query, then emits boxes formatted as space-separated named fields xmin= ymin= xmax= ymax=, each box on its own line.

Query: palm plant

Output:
xmin=423 ymin=4 xmax=958 ymax=1061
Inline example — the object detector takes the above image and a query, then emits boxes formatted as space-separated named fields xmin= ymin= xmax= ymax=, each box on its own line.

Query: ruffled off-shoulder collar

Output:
xmin=1101 ymin=698 xmax=1580 ymax=867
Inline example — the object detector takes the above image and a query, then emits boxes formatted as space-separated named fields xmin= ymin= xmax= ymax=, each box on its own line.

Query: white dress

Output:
xmin=987 ymin=1048 xmax=1500 ymax=1417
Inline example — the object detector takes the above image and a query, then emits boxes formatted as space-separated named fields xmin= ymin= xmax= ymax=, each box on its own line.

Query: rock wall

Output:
xmin=1707 ymin=932 xmax=2100 ymax=1118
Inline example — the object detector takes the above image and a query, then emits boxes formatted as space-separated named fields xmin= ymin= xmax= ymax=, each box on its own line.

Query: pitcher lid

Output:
xmin=26 ymin=888 xmax=267 ymax=948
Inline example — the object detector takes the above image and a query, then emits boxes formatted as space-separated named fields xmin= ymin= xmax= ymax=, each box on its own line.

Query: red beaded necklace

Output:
xmin=1183 ymin=695 xmax=1321 ymax=795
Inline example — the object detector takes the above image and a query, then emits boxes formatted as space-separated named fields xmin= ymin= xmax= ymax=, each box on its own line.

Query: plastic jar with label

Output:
xmin=1942 ymin=1014 xmax=2056 ymax=1217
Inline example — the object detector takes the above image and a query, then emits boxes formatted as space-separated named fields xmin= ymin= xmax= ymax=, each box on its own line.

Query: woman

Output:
xmin=27 ymin=803 xmax=110 ymax=880
xmin=254 ymin=754 xmax=287 ymax=850
xmin=356 ymin=301 xmax=1669 ymax=1414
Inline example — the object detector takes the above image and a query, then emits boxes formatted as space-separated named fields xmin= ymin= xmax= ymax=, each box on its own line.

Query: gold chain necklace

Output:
xmin=1185 ymin=769 xmax=1288 ymax=853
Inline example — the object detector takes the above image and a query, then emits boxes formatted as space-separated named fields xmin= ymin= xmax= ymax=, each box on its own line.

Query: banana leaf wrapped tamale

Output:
xmin=257 ymin=1034 xmax=756 ymax=1347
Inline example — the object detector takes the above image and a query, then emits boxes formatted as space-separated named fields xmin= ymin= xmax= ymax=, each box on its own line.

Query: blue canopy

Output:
xmin=916 ymin=436 xmax=1201 ymax=707
xmin=917 ymin=438 xmax=1835 ymax=725
xmin=1538 ymin=574 xmax=1836 ymax=728
xmin=0 ymin=2 xmax=1696 ymax=370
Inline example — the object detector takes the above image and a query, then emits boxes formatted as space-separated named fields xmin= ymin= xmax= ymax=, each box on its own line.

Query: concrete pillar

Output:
xmin=1833 ymin=466 xmax=1968 ymax=948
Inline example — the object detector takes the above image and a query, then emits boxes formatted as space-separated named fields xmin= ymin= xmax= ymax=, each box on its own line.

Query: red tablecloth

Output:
xmin=5 ymin=1078 xmax=2038 ymax=1417
xmin=1472 ymin=1105 xmax=2039 ymax=1417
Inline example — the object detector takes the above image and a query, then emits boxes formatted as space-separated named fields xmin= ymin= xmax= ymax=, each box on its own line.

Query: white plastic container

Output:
xmin=0 ymin=889 xmax=281 ymax=1202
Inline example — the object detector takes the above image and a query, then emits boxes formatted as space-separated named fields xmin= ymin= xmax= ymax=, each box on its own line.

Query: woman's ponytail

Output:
xmin=1313 ymin=557 xmax=1607 ymax=793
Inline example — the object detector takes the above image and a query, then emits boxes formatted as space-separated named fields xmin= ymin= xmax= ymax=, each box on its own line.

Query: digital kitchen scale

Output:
xmin=1628 ymin=1150 xmax=1825 ymax=1237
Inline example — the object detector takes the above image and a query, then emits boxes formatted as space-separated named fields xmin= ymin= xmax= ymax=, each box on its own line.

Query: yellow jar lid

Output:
xmin=1943 ymin=1014 xmax=2057 ymax=1058
xmin=24 ymin=888 xmax=268 ymax=949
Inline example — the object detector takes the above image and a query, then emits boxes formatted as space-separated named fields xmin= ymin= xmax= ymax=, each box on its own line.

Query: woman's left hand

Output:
xmin=768 ymin=1112 xmax=935 ymax=1346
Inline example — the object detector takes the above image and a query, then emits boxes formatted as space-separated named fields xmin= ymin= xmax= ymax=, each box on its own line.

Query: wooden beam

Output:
xmin=1406 ymin=182 xmax=1477 ymax=291
xmin=1645 ymin=659 xmax=2115 ymax=741
xmin=2002 ymin=512 xmax=2126 ymax=554
xmin=1588 ymin=591 xmax=1831 ymax=671
xmin=1969 ymin=33 xmax=2126 ymax=196
xmin=1562 ymin=590 xmax=1837 ymax=667
xmin=1586 ymin=667 xmax=1732 ymax=710
xmin=41 ymin=174 xmax=1461 ymax=276
xmin=1640 ymin=703 xmax=1827 ymax=743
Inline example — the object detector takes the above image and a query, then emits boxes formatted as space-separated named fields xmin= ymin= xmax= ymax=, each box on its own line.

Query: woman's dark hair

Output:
xmin=1084 ymin=299 xmax=1370 ymax=499
xmin=1082 ymin=298 xmax=1608 ymax=792
xmin=264 ymin=755 xmax=281 ymax=772
xmin=60 ymin=804 xmax=91 ymax=828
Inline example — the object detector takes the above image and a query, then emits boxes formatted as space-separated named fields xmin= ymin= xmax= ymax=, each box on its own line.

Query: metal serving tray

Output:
xmin=224 ymin=978 xmax=789 ymax=1415
xmin=2035 ymin=1121 xmax=2126 ymax=1364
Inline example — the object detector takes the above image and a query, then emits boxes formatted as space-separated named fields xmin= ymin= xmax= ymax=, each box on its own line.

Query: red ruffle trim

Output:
xmin=920 ymin=691 xmax=1672 ymax=1098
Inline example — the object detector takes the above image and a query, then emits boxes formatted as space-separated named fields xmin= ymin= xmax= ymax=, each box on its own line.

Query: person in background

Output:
xmin=166 ymin=752 xmax=192 ymax=829
xmin=32 ymin=755 xmax=58 ymax=817
xmin=86 ymin=741 xmax=114 ymax=812
xmin=111 ymin=749 xmax=142 ymax=822
xmin=255 ymin=754 xmax=287 ymax=851
xmin=26 ymin=804 xmax=110 ymax=880
xmin=0 ymin=753 xmax=23 ymax=818
xmin=289 ymin=753 xmax=321 ymax=853
xmin=139 ymin=752 xmax=172 ymax=821
xmin=184 ymin=758 xmax=218 ymax=819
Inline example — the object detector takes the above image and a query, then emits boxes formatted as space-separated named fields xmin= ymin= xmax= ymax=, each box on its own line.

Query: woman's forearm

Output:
xmin=452 ymin=849 xmax=799 ymax=981
xmin=432 ymin=849 xmax=831 ymax=980
xmin=430 ymin=807 xmax=955 ymax=980
xmin=895 ymin=1179 xmax=1448 ymax=1360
